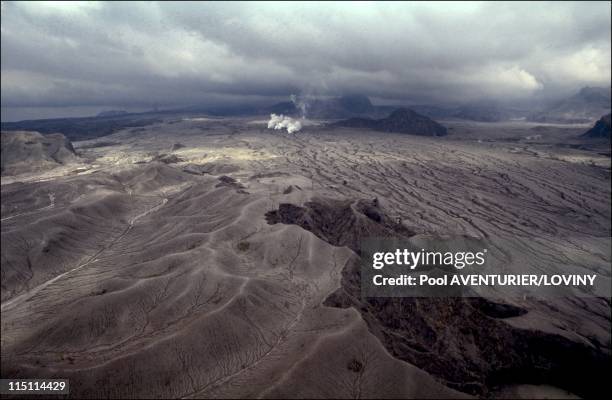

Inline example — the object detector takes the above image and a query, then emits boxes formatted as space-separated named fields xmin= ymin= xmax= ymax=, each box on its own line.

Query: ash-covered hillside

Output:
xmin=1 ymin=131 xmax=78 ymax=175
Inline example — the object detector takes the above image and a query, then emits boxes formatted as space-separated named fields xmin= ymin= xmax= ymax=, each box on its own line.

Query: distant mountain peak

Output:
xmin=332 ymin=107 xmax=447 ymax=136
xmin=529 ymin=86 xmax=612 ymax=123
xmin=576 ymin=86 xmax=611 ymax=103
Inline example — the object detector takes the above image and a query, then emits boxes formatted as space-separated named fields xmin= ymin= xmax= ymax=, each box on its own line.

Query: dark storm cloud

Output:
xmin=1 ymin=1 xmax=610 ymax=116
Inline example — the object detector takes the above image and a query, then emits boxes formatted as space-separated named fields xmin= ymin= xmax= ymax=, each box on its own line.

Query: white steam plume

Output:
xmin=267 ymin=113 xmax=302 ymax=134
xmin=290 ymin=94 xmax=308 ymax=117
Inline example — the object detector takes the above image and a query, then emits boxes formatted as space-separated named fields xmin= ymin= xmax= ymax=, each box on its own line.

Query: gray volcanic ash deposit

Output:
xmin=1 ymin=131 xmax=78 ymax=175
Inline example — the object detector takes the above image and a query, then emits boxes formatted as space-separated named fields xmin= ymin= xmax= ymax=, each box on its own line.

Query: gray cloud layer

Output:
xmin=1 ymin=1 xmax=610 ymax=119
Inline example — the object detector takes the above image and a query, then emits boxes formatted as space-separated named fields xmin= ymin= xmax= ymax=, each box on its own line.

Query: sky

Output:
xmin=1 ymin=1 xmax=611 ymax=121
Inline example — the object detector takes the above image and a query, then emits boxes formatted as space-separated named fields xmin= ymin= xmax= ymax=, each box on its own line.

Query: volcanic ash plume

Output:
xmin=267 ymin=113 xmax=302 ymax=134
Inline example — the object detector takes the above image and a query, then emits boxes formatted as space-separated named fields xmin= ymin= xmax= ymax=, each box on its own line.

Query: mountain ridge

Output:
xmin=331 ymin=108 xmax=448 ymax=136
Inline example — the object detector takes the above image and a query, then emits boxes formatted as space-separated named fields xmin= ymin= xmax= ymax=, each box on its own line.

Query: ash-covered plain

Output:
xmin=1 ymin=115 xmax=610 ymax=398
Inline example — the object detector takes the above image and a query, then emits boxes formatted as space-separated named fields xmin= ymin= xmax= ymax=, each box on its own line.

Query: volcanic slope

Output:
xmin=583 ymin=113 xmax=611 ymax=139
xmin=1 ymin=131 xmax=78 ymax=175
xmin=332 ymin=108 xmax=448 ymax=136
xmin=1 ymin=116 xmax=610 ymax=398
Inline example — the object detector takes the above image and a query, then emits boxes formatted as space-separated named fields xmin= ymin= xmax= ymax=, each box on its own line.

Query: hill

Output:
xmin=582 ymin=113 xmax=611 ymax=139
xmin=1 ymin=131 xmax=78 ymax=175
xmin=530 ymin=87 xmax=611 ymax=123
xmin=332 ymin=108 xmax=448 ymax=136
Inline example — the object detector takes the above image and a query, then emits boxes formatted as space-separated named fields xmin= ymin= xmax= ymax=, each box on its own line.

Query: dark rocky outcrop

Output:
xmin=332 ymin=108 xmax=448 ymax=136
xmin=215 ymin=175 xmax=248 ymax=194
xmin=265 ymin=198 xmax=415 ymax=252
xmin=582 ymin=113 xmax=611 ymax=139
xmin=326 ymin=279 xmax=610 ymax=397
xmin=266 ymin=197 xmax=610 ymax=398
